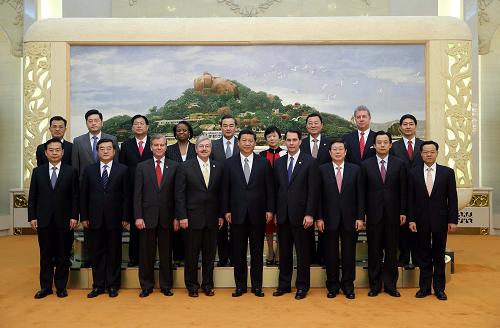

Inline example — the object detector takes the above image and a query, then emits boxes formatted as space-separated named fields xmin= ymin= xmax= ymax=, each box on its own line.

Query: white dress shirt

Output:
xmin=100 ymin=161 xmax=112 ymax=176
xmin=332 ymin=161 xmax=344 ymax=179
xmin=197 ymin=156 xmax=211 ymax=175
xmin=224 ymin=136 xmax=236 ymax=155
xmin=424 ymin=163 xmax=437 ymax=185
xmin=136 ymin=136 xmax=147 ymax=149
xmin=310 ymin=134 xmax=322 ymax=149
xmin=153 ymin=156 xmax=165 ymax=174
xmin=287 ymin=150 xmax=301 ymax=172
xmin=240 ymin=153 xmax=254 ymax=173
xmin=403 ymin=136 xmax=416 ymax=151
xmin=48 ymin=162 xmax=62 ymax=178
xmin=358 ymin=129 xmax=371 ymax=141
xmin=89 ymin=132 xmax=102 ymax=150
xmin=376 ymin=154 xmax=389 ymax=171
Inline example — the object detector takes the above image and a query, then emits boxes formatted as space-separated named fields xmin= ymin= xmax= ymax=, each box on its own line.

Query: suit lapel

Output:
xmin=207 ymin=160 xmax=218 ymax=190
xmin=148 ymin=160 xmax=160 ymax=192
xmin=53 ymin=165 xmax=66 ymax=190
xmin=289 ymin=153 xmax=305 ymax=185
xmin=159 ymin=161 xmax=170 ymax=190
xmin=104 ymin=163 xmax=117 ymax=189
xmin=247 ymin=154 xmax=259 ymax=185
xmin=193 ymin=159 xmax=207 ymax=189
xmin=235 ymin=154 xmax=248 ymax=185
xmin=327 ymin=163 xmax=341 ymax=195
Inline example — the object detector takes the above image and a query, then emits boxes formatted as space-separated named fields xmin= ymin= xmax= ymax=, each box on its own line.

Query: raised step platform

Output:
xmin=68 ymin=256 xmax=452 ymax=289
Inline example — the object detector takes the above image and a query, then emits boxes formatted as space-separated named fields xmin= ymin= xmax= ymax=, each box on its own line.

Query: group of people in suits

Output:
xmin=28 ymin=106 xmax=458 ymax=302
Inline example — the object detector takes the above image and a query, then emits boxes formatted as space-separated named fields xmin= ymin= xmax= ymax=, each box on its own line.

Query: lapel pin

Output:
xmin=298 ymin=161 xmax=302 ymax=165
xmin=213 ymin=165 xmax=216 ymax=168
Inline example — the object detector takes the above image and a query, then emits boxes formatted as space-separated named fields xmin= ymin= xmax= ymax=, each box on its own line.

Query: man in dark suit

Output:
xmin=35 ymin=116 xmax=74 ymax=266
xmin=28 ymin=138 xmax=79 ymax=299
xmin=134 ymin=134 xmax=180 ymax=298
xmin=272 ymin=129 xmax=319 ymax=300
xmin=119 ymin=114 xmax=153 ymax=267
xmin=80 ymin=139 xmax=129 ymax=298
xmin=361 ymin=131 xmax=407 ymax=298
xmin=175 ymin=135 xmax=224 ymax=297
xmin=409 ymin=141 xmax=458 ymax=301
xmin=343 ymin=105 xmax=376 ymax=165
xmin=222 ymin=129 xmax=275 ymax=297
xmin=317 ymin=138 xmax=365 ymax=299
xmin=300 ymin=112 xmax=331 ymax=266
xmin=36 ymin=116 xmax=73 ymax=166
xmin=210 ymin=114 xmax=240 ymax=267
xmin=390 ymin=114 xmax=424 ymax=269
xmin=72 ymin=109 xmax=119 ymax=268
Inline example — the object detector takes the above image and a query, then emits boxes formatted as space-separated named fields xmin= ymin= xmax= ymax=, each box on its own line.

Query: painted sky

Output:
xmin=70 ymin=44 xmax=425 ymax=137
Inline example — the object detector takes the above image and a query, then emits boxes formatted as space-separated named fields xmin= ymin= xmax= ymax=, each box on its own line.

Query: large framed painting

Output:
xmin=23 ymin=17 xmax=472 ymax=207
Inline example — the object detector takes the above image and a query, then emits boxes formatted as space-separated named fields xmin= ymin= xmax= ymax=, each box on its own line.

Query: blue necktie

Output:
xmin=102 ymin=165 xmax=109 ymax=188
xmin=92 ymin=136 xmax=98 ymax=162
xmin=287 ymin=156 xmax=294 ymax=183
xmin=50 ymin=167 xmax=57 ymax=189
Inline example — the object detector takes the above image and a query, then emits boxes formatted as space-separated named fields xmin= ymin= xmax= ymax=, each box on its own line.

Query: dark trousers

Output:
xmin=277 ymin=220 xmax=311 ymax=291
xmin=88 ymin=227 xmax=122 ymax=290
xmin=139 ymin=226 xmax=173 ymax=291
xmin=128 ymin=222 xmax=140 ymax=263
xmin=399 ymin=222 xmax=418 ymax=265
xmin=309 ymin=228 xmax=324 ymax=264
xmin=37 ymin=219 xmax=71 ymax=291
xmin=323 ymin=225 xmax=358 ymax=293
xmin=231 ymin=219 xmax=265 ymax=290
xmin=66 ymin=230 xmax=74 ymax=264
xmin=367 ymin=220 xmax=399 ymax=292
xmin=172 ymin=229 xmax=185 ymax=262
xmin=184 ymin=228 xmax=217 ymax=292
xmin=217 ymin=222 xmax=231 ymax=264
xmin=417 ymin=230 xmax=448 ymax=293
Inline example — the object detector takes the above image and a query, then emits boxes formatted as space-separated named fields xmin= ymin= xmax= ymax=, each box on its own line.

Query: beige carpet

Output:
xmin=1 ymin=235 xmax=499 ymax=327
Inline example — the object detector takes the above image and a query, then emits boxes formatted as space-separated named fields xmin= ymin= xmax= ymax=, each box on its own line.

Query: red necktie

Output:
xmin=138 ymin=140 xmax=144 ymax=157
xmin=155 ymin=160 xmax=162 ymax=188
xmin=407 ymin=140 xmax=413 ymax=159
xmin=335 ymin=166 xmax=342 ymax=192
xmin=359 ymin=131 xmax=365 ymax=158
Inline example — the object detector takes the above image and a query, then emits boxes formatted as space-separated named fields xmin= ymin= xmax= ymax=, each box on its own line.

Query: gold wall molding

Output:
xmin=0 ymin=0 xmax=24 ymax=57
xmin=445 ymin=41 xmax=472 ymax=188
xmin=478 ymin=0 xmax=500 ymax=54
xmin=23 ymin=42 xmax=51 ymax=187
xmin=217 ymin=0 xmax=282 ymax=17
xmin=467 ymin=193 xmax=489 ymax=207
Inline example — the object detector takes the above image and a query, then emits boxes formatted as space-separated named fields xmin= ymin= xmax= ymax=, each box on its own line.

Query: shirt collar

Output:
xmin=425 ymin=162 xmax=437 ymax=171
xmin=288 ymin=150 xmax=300 ymax=161
xmin=403 ymin=136 xmax=416 ymax=146
xmin=154 ymin=156 xmax=165 ymax=164
xmin=49 ymin=162 xmax=62 ymax=170
xmin=197 ymin=156 xmax=210 ymax=167
xmin=89 ymin=132 xmax=102 ymax=140
xmin=136 ymin=136 xmax=147 ymax=144
xmin=100 ymin=161 xmax=113 ymax=169
xmin=358 ymin=129 xmax=370 ymax=136
xmin=310 ymin=134 xmax=321 ymax=142
xmin=332 ymin=161 xmax=345 ymax=169
xmin=376 ymin=154 xmax=389 ymax=163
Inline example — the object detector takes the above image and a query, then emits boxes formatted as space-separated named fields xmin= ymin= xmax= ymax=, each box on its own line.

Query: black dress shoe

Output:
xmin=272 ymin=288 xmax=291 ymax=297
xmin=217 ymin=260 xmax=228 ymax=267
xmin=161 ymin=288 xmax=174 ymax=296
xmin=327 ymin=290 xmax=339 ymax=298
xmin=87 ymin=288 xmax=104 ymax=298
xmin=232 ymin=288 xmax=247 ymax=297
xmin=108 ymin=288 xmax=118 ymax=298
xmin=56 ymin=289 xmax=68 ymax=298
xmin=384 ymin=289 xmax=401 ymax=297
xmin=204 ymin=289 xmax=215 ymax=296
xmin=188 ymin=290 xmax=199 ymax=297
xmin=80 ymin=261 xmax=91 ymax=268
xmin=415 ymin=289 xmax=431 ymax=298
xmin=34 ymin=289 xmax=53 ymax=299
xmin=368 ymin=290 xmax=379 ymax=297
xmin=127 ymin=260 xmax=138 ymax=267
xmin=345 ymin=292 xmax=355 ymax=299
xmin=139 ymin=289 xmax=152 ymax=298
xmin=295 ymin=289 xmax=307 ymax=300
xmin=435 ymin=290 xmax=448 ymax=301
xmin=252 ymin=288 xmax=264 ymax=297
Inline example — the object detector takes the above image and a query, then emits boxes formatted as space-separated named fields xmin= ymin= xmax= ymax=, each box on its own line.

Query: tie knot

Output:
xmin=227 ymin=140 xmax=231 ymax=145
xmin=408 ymin=140 xmax=412 ymax=145
xmin=336 ymin=166 xmax=341 ymax=171
xmin=93 ymin=136 xmax=98 ymax=140
xmin=380 ymin=159 xmax=385 ymax=164
xmin=52 ymin=167 xmax=57 ymax=171
xmin=361 ymin=131 xmax=365 ymax=136
xmin=427 ymin=167 xmax=433 ymax=171
xmin=313 ymin=139 xmax=318 ymax=143
xmin=139 ymin=140 xmax=143 ymax=145
xmin=103 ymin=164 xmax=108 ymax=169
xmin=156 ymin=160 xmax=161 ymax=165
xmin=244 ymin=158 xmax=249 ymax=163
xmin=289 ymin=156 xmax=294 ymax=162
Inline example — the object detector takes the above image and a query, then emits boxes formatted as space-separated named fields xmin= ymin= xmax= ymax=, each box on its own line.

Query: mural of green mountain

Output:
xmin=103 ymin=73 xmax=355 ymax=143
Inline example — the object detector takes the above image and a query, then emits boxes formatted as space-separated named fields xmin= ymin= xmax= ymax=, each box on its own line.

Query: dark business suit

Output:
xmin=175 ymin=158 xmax=224 ymax=292
xmin=36 ymin=140 xmax=74 ymax=264
xmin=28 ymin=163 xmax=79 ymax=291
xmin=80 ymin=162 xmax=129 ymax=290
xmin=318 ymin=162 xmax=364 ymax=294
xmin=343 ymin=130 xmax=376 ymax=165
xmin=274 ymin=152 xmax=319 ymax=291
xmin=300 ymin=135 xmax=331 ymax=265
xmin=391 ymin=137 xmax=424 ymax=266
xmin=166 ymin=141 xmax=196 ymax=264
xmin=134 ymin=158 xmax=179 ymax=291
xmin=222 ymin=153 xmax=275 ymax=290
xmin=72 ymin=132 xmax=118 ymax=266
xmin=361 ymin=155 xmax=407 ymax=293
xmin=36 ymin=140 xmax=73 ymax=166
xmin=408 ymin=164 xmax=458 ymax=293
xmin=119 ymin=137 xmax=153 ymax=265
xmin=210 ymin=136 xmax=239 ymax=265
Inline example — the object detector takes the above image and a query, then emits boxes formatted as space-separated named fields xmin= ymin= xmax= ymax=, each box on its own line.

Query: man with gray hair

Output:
xmin=343 ymin=105 xmax=376 ymax=165
xmin=134 ymin=134 xmax=180 ymax=297
xmin=175 ymin=135 xmax=225 ymax=297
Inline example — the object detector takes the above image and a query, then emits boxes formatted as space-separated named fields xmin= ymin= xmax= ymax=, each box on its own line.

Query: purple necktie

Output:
xmin=380 ymin=159 xmax=386 ymax=183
